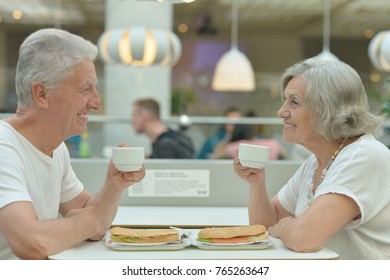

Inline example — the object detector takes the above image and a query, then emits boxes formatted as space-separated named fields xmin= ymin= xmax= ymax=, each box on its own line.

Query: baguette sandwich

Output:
xmin=197 ymin=225 xmax=268 ymax=244
xmin=110 ymin=227 xmax=180 ymax=244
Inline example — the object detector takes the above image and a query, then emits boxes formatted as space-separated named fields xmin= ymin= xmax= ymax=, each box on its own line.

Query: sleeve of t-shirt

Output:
xmin=0 ymin=141 xmax=32 ymax=208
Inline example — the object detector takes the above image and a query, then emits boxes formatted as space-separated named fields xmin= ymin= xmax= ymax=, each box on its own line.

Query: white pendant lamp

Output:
xmin=211 ymin=0 xmax=255 ymax=92
xmin=317 ymin=0 xmax=338 ymax=60
xmin=97 ymin=27 xmax=182 ymax=67
xmin=138 ymin=0 xmax=196 ymax=3
xmin=368 ymin=31 xmax=390 ymax=72
xmin=157 ymin=0 xmax=196 ymax=3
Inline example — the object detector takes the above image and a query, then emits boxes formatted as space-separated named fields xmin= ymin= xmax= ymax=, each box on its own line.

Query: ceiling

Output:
xmin=174 ymin=0 xmax=390 ymax=39
xmin=0 ymin=0 xmax=105 ymax=27
xmin=0 ymin=0 xmax=390 ymax=40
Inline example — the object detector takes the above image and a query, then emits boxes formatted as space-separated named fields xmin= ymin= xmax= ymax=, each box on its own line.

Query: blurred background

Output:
xmin=1 ymin=0 xmax=390 ymax=158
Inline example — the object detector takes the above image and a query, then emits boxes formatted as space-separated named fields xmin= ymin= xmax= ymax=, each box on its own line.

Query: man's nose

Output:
xmin=89 ymin=89 xmax=101 ymax=110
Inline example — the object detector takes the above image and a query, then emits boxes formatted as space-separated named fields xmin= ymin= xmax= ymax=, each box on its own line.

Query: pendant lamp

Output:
xmin=368 ymin=31 xmax=390 ymax=72
xmin=158 ymin=0 xmax=195 ymax=2
xmin=97 ymin=27 xmax=182 ymax=67
xmin=137 ymin=0 xmax=196 ymax=3
xmin=211 ymin=0 xmax=255 ymax=92
xmin=317 ymin=0 xmax=338 ymax=60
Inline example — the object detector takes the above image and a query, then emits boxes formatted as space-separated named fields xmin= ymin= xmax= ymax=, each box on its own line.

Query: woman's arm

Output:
xmin=268 ymin=193 xmax=360 ymax=252
xmin=233 ymin=155 xmax=292 ymax=227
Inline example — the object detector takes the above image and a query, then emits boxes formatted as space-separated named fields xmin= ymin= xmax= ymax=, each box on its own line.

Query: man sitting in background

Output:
xmin=131 ymin=98 xmax=195 ymax=159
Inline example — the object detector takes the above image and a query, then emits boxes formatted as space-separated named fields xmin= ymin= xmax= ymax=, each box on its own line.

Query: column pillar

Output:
xmin=102 ymin=0 xmax=173 ymax=155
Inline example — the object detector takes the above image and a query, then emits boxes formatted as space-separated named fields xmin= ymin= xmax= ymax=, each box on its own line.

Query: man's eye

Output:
xmin=82 ymin=87 xmax=92 ymax=95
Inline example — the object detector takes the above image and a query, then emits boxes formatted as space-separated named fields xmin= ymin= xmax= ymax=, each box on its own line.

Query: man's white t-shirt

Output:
xmin=0 ymin=121 xmax=84 ymax=259
xmin=278 ymin=134 xmax=390 ymax=259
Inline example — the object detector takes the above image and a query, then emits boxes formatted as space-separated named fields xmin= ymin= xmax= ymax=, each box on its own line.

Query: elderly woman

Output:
xmin=234 ymin=56 xmax=390 ymax=259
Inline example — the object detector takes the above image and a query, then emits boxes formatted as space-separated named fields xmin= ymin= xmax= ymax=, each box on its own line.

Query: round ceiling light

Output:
xmin=97 ymin=27 xmax=182 ymax=67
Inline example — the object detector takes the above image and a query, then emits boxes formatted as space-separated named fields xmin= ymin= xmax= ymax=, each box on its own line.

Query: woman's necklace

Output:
xmin=306 ymin=141 xmax=346 ymax=206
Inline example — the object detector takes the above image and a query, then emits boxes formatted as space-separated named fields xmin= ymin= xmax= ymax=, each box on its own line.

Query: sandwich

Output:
xmin=197 ymin=225 xmax=268 ymax=244
xmin=109 ymin=227 xmax=180 ymax=244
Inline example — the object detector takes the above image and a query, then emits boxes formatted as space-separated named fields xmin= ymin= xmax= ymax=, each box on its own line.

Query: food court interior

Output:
xmin=1 ymin=0 xmax=390 ymax=159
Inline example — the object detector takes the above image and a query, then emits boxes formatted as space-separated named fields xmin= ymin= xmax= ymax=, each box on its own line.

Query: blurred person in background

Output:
xmin=131 ymin=98 xmax=195 ymax=159
xmin=197 ymin=106 xmax=242 ymax=159
xmin=213 ymin=123 xmax=287 ymax=160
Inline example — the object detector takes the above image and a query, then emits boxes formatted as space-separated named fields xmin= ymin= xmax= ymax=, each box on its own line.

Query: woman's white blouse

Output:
xmin=278 ymin=134 xmax=390 ymax=259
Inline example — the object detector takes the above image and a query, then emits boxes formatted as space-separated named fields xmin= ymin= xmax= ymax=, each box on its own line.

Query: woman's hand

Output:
xmin=233 ymin=154 xmax=265 ymax=187
xmin=233 ymin=153 xmax=280 ymax=227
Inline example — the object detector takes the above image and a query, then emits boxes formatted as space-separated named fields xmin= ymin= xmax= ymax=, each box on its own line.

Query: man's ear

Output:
xmin=31 ymin=82 xmax=49 ymax=108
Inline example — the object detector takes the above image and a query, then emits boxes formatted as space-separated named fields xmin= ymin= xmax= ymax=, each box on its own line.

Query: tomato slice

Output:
xmin=210 ymin=236 xmax=250 ymax=244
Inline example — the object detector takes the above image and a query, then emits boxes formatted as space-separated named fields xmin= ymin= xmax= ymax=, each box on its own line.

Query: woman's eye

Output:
xmin=292 ymin=99 xmax=300 ymax=106
xmin=282 ymin=95 xmax=301 ymax=107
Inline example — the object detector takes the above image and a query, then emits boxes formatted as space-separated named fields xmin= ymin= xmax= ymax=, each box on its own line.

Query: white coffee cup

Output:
xmin=112 ymin=147 xmax=145 ymax=172
xmin=238 ymin=143 xmax=270 ymax=169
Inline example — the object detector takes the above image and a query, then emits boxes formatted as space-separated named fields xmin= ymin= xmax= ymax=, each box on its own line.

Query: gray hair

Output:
xmin=15 ymin=28 xmax=98 ymax=106
xmin=281 ymin=56 xmax=384 ymax=141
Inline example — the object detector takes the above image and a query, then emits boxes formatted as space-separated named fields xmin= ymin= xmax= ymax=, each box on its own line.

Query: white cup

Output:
xmin=238 ymin=143 xmax=270 ymax=169
xmin=112 ymin=147 xmax=145 ymax=172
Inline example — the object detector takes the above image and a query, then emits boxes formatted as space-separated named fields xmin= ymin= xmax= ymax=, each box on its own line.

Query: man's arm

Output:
xmin=0 ymin=201 xmax=100 ymax=259
xmin=61 ymin=161 xmax=145 ymax=239
xmin=0 ymin=161 xmax=145 ymax=259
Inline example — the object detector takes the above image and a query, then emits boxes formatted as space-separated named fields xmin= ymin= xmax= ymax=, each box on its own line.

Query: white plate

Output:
xmin=192 ymin=239 xmax=274 ymax=250
xmin=197 ymin=240 xmax=267 ymax=246
xmin=106 ymin=239 xmax=191 ymax=251
xmin=191 ymin=231 xmax=274 ymax=250
xmin=105 ymin=230 xmax=191 ymax=251
xmin=111 ymin=238 xmax=187 ymax=246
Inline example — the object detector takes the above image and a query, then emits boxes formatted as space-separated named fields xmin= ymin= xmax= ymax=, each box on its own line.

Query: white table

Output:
xmin=112 ymin=206 xmax=250 ymax=227
xmin=50 ymin=206 xmax=339 ymax=260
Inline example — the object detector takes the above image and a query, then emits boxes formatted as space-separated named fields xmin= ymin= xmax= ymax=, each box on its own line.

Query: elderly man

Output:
xmin=0 ymin=29 xmax=145 ymax=259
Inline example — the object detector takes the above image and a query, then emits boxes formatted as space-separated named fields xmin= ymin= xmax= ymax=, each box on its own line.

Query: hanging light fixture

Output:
xmin=317 ymin=0 xmax=338 ymax=60
xmin=368 ymin=31 xmax=390 ymax=72
xmin=211 ymin=0 xmax=255 ymax=92
xmin=137 ymin=0 xmax=196 ymax=3
xmin=97 ymin=27 xmax=182 ymax=67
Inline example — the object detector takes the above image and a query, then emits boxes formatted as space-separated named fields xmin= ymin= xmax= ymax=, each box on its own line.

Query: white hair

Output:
xmin=15 ymin=28 xmax=98 ymax=106
xmin=281 ymin=56 xmax=383 ymax=141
